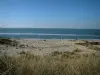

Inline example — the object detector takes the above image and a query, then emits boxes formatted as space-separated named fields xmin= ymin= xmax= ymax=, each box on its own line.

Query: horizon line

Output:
xmin=1 ymin=27 xmax=100 ymax=29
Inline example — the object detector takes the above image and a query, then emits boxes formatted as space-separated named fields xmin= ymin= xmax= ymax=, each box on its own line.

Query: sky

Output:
xmin=0 ymin=0 xmax=100 ymax=29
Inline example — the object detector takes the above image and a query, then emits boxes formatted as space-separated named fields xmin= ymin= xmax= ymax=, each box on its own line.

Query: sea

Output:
xmin=0 ymin=28 xmax=100 ymax=39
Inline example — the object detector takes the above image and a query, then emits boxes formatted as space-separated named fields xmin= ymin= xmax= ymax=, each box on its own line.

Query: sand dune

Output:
xmin=0 ymin=39 xmax=99 ymax=56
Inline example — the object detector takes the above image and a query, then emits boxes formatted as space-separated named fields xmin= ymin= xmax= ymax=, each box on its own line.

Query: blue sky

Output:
xmin=0 ymin=0 xmax=100 ymax=28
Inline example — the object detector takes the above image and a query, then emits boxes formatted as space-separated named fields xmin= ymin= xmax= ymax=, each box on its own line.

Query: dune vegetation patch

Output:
xmin=76 ymin=41 xmax=100 ymax=51
xmin=0 ymin=51 xmax=100 ymax=75
xmin=76 ymin=40 xmax=100 ymax=46
xmin=0 ymin=37 xmax=18 ymax=46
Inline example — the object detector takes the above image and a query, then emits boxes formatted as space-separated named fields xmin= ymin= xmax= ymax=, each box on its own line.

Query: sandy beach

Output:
xmin=0 ymin=39 xmax=99 ymax=56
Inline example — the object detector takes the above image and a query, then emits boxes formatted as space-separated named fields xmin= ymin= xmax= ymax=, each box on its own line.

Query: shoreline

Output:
xmin=12 ymin=38 xmax=100 ymax=40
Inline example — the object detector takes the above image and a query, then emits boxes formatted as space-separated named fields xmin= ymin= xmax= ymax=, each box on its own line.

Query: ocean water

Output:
xmin=0 ymin=28 xmax=100 ymax=39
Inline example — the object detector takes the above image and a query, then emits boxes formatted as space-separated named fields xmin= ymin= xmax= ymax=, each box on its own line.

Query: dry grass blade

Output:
xmin=0 ymin=52 xmax=100 ymax=75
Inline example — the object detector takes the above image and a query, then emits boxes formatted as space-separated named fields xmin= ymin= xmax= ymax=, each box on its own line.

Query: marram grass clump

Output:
xmin=0 ymin=52 xmax=100 ymax=75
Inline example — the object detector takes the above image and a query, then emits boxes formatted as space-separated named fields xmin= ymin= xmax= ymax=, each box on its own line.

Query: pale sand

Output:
xmin=0 ymin=39 xmax=99 ymax=56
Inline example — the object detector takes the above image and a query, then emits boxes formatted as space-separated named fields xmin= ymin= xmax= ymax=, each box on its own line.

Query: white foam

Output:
xmin=0 ymin=33 xmax=99 ymax=36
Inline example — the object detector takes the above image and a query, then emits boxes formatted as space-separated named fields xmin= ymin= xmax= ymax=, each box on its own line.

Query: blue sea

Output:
xmin=0 ymin=28 xmax=100 ymax=39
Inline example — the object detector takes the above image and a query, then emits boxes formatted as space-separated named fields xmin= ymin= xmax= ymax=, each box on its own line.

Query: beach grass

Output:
xmin=75 ymin=41 xmax=100 ymax=51
xmin=0 ymin=38 xmax=100 ymax=75
xmin=0 ymin=38 xmax=18 ymax=46
xmin=0 ymin=51 xmax=100 ymax=75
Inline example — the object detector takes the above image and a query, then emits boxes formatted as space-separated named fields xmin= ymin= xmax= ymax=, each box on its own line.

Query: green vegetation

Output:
xmin=76 ymin=41 xmax=100 ymax=46
xmin=0 ymin=52 xmax=100 ymax=75
xmin=0 ymin=38 xmax=18 ymax=46
xmin=76 ymin=41 xmax=100 ymax=51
